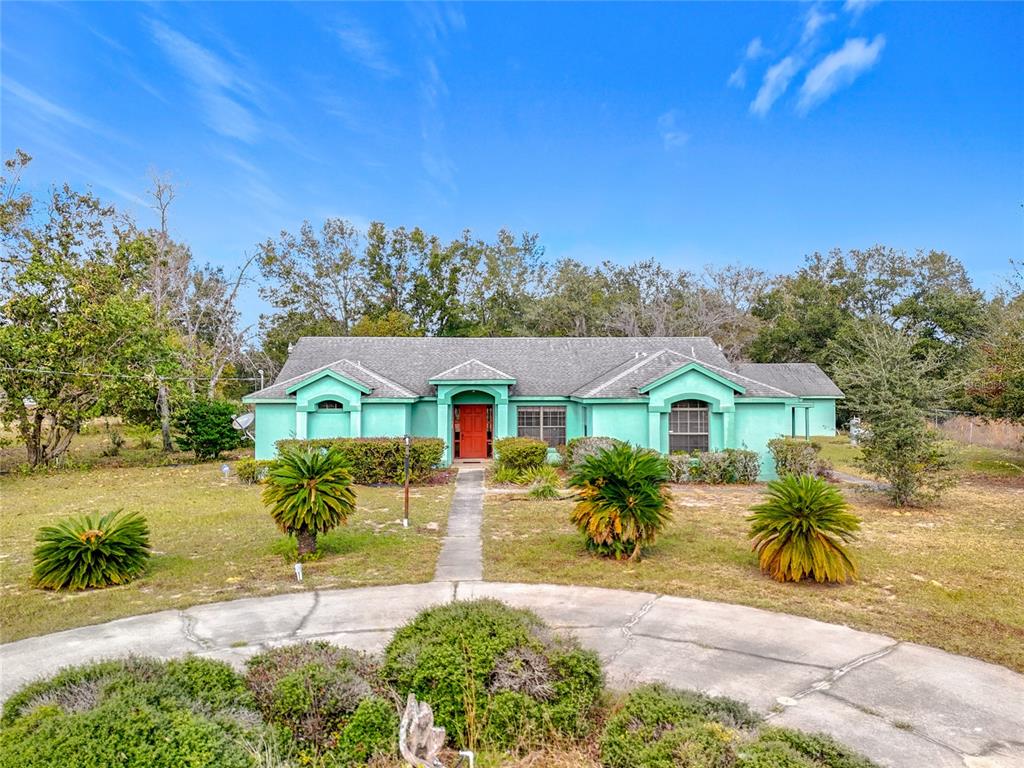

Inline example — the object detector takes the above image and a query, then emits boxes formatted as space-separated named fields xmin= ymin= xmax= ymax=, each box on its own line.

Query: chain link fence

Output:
xmin=928 ymin=410 xmax=1023 ymax=450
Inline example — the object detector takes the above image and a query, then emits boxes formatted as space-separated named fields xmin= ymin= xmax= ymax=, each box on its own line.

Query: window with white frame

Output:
xmin=517 ymin=406 xmax=566 ymax=447
xmin=668 ymin=400 xmax=709 ymax=453
xmin=317 ymin=400 xmax=344 ymax=410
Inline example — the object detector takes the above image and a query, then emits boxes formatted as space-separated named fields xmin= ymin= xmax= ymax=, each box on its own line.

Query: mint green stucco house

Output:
xmin=242 ymin=337 xmax=843 ymax=479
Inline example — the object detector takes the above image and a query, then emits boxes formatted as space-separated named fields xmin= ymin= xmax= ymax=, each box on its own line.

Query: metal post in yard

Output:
xmin=403 ymin=434 xmax=411 ymax=529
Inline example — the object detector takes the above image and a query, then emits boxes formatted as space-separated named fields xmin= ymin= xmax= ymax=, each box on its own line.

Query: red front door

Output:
xmin=458 ymin=405 xmax=490 ymax=458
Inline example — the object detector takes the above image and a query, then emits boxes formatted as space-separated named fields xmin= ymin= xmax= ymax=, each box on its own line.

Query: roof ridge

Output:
xmin=431 ymin=357 xmax=515 ymax=380
xmin=580 ymin=350 xmax=674 ymax=398
xmin=340 ymin=359 xmax=417 ymax=398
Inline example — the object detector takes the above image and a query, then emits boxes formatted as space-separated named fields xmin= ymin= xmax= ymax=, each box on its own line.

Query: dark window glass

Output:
xmin=668 ymin=400 xmax=709 ymax=453
xmin=517 ymin=406 xmax=567 ymax=447
xmin=317 ymin=400 xmax=344 ymax=410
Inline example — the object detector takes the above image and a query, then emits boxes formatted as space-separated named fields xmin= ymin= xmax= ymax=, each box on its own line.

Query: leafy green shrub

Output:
xmin=0 ymin=656 xmax=267 ymax=768
xmin=100 ymin=429 xmax=126 ymax=457
xmin=600 ymin=684 xmax=759 ymax=768
xmin=262 ymin=447 xmax=356 ymax=556
xmin=32 ymin=510 xmax=150 ymax=590
xmin=751 ymin=727 xmax=877 ymax=768
xmin=521 ymin=464 xmax=562 ymax=499
xmin=494 ymin=437 xmax=549 ymax=472
xmin=768 ymin=438 xmax=835 ymax=480
xmin=235 ymin=458 xmax=274 ymax=484
xmin=687 ymin=449 xmax=761 ymax=484
xmin=493 ymin=464 xmax=524 ymax=485
xmin=748 ymin=475 xmax=860 ymax=583
xmin=135 ymin=431 xmax=155 ymax=450
xmin=569 ymin=443 xmax=673 ymax=561
xmin=172 ymin=398 xmax=242 ymax=460
xmin=667 ymin=453 xmax=695 ymax=483
xmin=244 ymin=641 xmax=395 ymax=762
xmin=382 ymin=599 xmax=603 ymax=752
xmin=564 ymin=436 xmax=623 ymax=469
xmin=274 ymin=437 xmax=444 ymax=484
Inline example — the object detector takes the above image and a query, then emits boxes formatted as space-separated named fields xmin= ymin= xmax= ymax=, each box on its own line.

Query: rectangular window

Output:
xmin=517 ymin=406 xmax=567 ymax=447
xmin=668 ymin=400 xmax=710 ymax=454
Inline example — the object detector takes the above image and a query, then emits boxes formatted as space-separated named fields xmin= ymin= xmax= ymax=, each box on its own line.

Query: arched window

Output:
xmin=317 ymin=400 xmax=344 ymax=411
xmin=669 ymin=400 xmax=709 ymax=453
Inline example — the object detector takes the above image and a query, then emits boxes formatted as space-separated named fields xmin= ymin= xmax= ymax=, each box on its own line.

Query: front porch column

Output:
xmin=437 ymin=400 xmax=451 ymax=464
xmin=722 ymin=409 xmax=735 ymax=449
xmin=349 ymin=408 xmax=361 ymax=438
xmin=648 ymin=410 xmax=662 ymax=453
xmin=295 ymin=410 xmax=308 ymax=440
xmin=494 ymin=399 xmax=510 ymax=440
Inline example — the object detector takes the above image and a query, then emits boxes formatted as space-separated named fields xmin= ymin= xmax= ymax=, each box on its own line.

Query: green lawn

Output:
xmin=0 ymin=461 xmax=454 ymax=643
xmin=815 ymin=434 xmax=1024 ymax=478
xmin=483 ymin=479 xmax=1024 ymax=672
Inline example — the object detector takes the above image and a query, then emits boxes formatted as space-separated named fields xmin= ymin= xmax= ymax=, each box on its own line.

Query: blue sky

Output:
xmin=2 ymin=1 xmax=1022 ymax=323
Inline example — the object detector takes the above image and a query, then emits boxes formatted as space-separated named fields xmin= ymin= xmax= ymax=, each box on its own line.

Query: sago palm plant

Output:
xmin=747 ymin=474 xmax=861 ymax=583
xmin=568 ymin=443 xmax=673 ymax=561
xmin=262 ymin=447 xmax=356 ymax=556
xmin=32 ymin=510 xmax=150 ymax=590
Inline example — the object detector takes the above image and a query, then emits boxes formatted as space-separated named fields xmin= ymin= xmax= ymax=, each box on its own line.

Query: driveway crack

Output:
xmin=784 ymin=641 xmax=901 ymax=702
xmin=290 ymin=590 xmax=321 ymax=638
xmin=178 ymin=611 xmax=213 ymax=650
xmin=609 ymin=595 xmax=660 ymax=663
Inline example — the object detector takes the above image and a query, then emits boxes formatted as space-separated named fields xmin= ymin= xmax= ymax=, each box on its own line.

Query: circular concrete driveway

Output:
xmin=1 ymin=581 xmax=1022 ymax=768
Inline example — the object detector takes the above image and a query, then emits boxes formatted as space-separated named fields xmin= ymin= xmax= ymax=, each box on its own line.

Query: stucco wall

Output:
xmin=307 ymin=410 xmax=350 ymax=439
xmin=734 ymin=401 xmax=790 ymax=479
xmin=806 ymin=399 xmax=838 ymax=436
xmin=361 ymin=402 xmax=409 ymax=437
xmin=589 ymin=403 xmax=649 ymax=446
xmin=254 ymin=403 xmax=295 ymax=460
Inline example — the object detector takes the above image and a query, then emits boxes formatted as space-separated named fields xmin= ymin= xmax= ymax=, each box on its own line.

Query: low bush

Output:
xmin=274 ymin=437 xmax=444 ymax=484
xmin=494 ymin=437 xmax=549 ymax=472
xmin=768 ymin=438 xmax=834 ymax=480
xmin=600 ymin=685 xmax=878 ymax=768
xmin=748 ymin=475 xmax=860 ymax=583
xmin=235 ymin=458 xmax=274 ymax=485
xmin=172 ymin=398 xmax=243 ymax=460
xmin=0 ymin=656 xmax=268 ymax=768
xmin=676 ymin=449 xmax=761 ymax=484
xmin=564 ymin=436 xmax=623 ymax=469
xmin=100 ymin=429 xmax=126 ymax=457
xmin=569 ymin=443 xmax=672 ymax=561
xmin=244 ymin=641 xmax=395 ymax=762
xmin=32 ymin=510 xmax=150 ymax=590
xmin=522 ymin=464 xmax=562 ymax=499
xmin=493 ymin=464 xmax=525 ymax=485
xmin=381 ymin=599 xmax=603 ymax=753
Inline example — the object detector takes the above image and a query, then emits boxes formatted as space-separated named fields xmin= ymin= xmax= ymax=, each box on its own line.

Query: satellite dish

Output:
xmin=232 ymin=412 xmax=255 ymax=440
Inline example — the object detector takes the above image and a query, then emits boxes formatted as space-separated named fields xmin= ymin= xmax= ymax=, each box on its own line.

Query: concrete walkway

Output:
xmin=433 ymin=466 xmax=483 ymax=581
xmin=3 ymin=468 xmax=1023 ymax=767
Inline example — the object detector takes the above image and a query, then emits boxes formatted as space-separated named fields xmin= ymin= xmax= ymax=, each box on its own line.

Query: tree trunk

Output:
xmin=296 ymin=529 xmax=318 ymax=557
xmin=157 ymin=381 xmax=173 ymax=452
xmin=628 ymin=539 xmax=643 ymax=562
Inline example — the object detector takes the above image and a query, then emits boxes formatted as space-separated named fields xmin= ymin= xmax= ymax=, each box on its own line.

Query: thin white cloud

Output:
xmin=657 ymin=110 xmax=689 ymax=150
xmin=746 ymin=37 xmax=767 ymax=60
xmin=749 ymin=56 xmax=800 ymax=116
xmin=2 ymin=78 xmax=133 ymax=145
xmin=843 ymin=0 xmax=881 ymax=18
xmin=798 ymin=35 xmax=886 ymax=113
xmin=148 ymin=19 xmax=261 ymax=142
xmin=727 ymin=67 xmax=747 ymax=89
xmin=335 ymin=19 xmax=398 ymax=77
xmin=801 ymin=4 xmax=836 ymax=44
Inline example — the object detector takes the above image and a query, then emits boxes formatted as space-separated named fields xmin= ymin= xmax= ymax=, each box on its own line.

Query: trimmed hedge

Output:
xmin=564 ymin=436 xmax=623 ymax=469
xmin=768 ymin=438 xmax=834 ymax=480
xmin=493 ymin=437 xmax=549 ymax=472
xmin=274 ymin=437 xmax=444 ymax=484
xmin=668 ymin=449 xmax=761 ymax=484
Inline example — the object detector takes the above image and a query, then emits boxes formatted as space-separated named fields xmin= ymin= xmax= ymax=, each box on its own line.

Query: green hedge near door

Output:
xmin=274 ymin=437 xmax=445 ymax=484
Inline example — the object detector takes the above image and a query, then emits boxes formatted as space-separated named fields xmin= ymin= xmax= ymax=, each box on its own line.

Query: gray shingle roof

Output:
xmin=429 ymin=359 xmax=516 ymax=382
xmin=736 ymin=363 xmax=844 ymax=398
xmin=573 ymin=349 xmax=797 ymax=398
xmin=244 ymin=337 xmax=842 ymax=401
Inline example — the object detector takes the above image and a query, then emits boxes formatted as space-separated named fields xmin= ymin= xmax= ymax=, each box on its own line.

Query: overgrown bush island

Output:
xmin=172 ymin=398 xmax=243 ymax=460
xmin=382 ymin=599 xmax=603 ymax=752
xmin=768 ymin=438 xmax=835 ymax=480
xmin=275 ymin=436 xmax=444 ymax=484
xmin=0 ymin=602 xmax=879 ymax=767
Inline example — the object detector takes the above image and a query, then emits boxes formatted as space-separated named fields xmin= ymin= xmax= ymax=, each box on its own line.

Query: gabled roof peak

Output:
xmin=429 ymin=358 xmax=516 ymax=382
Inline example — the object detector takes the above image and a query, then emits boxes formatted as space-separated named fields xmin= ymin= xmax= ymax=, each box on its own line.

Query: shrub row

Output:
xmin=768 ymin=438 xmax=835 ymax=479
xmin=493 ymin=437 xmax=549 ymax=472
xmin=274 ymin=437 xmax=444 ymax=484
xmin=668 ymin=449 xmax=761 ymax=484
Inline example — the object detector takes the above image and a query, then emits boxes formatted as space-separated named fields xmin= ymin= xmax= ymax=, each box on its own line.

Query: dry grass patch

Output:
xmin=483 ymin=480 xmax=1024 ymax=672
xmin=0 ymin=463 xmax=453 ymax=642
